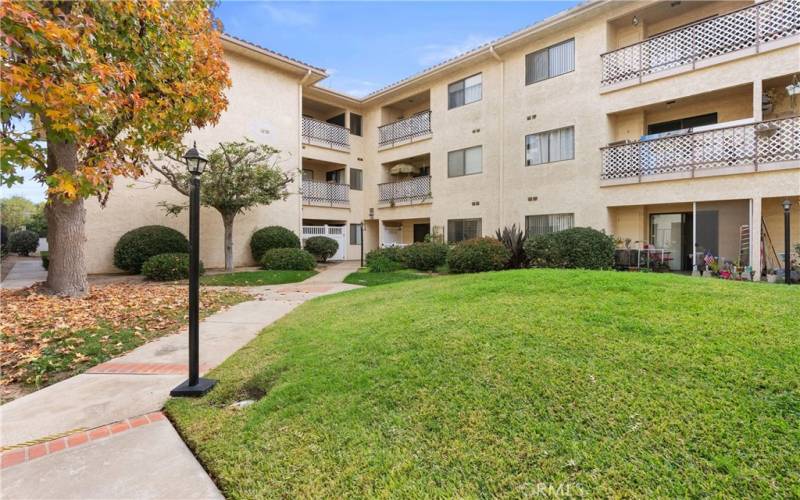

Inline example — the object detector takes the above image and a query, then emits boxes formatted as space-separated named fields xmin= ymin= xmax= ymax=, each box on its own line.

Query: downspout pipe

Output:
xmin=489 ymin=46 xmax=505 ymax=229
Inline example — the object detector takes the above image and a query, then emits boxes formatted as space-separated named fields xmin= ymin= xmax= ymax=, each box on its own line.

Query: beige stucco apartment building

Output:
xmin=86 ymin=0 xmax=800 ymax=279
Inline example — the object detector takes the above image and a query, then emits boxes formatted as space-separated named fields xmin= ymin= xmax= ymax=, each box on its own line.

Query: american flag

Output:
xmin=704 ymin=251 xmax=715 ymax=267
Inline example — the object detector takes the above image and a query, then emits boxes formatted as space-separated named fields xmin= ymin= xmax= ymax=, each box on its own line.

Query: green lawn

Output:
xmin=200 ymin=270 xmax=316 ymax=286
xmin=167 ymin=270 xmax=800 ymax=497
xmin=343 ymin=268 xmax=432 ymax=287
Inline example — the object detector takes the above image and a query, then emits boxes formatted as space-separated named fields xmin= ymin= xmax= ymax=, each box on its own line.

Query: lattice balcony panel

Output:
xmin=601 ymin=117 xmax=799 ymax=181
xmin=601 ymin=0 xmax=799 ymax=86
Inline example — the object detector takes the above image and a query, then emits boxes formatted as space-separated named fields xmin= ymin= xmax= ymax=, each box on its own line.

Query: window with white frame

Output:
xmin=448 ymin=146 xmax=482 ymax=177
xmin=525 ymin=213 xmax=574 ymax=236
xmin=448 ymin=73 xmax=482 ymax=109
xmin=350 ymin=168 xmax=363 ymax=190
xmin=525 ymin=126 xmax=574 ymax=166
xmin=525 ymin=39 xmax=575 ymax=85
xmin=447 ymin=218 xmax=482 ymax=242
xmin=350 ymin=223 xmax=362 ymax=245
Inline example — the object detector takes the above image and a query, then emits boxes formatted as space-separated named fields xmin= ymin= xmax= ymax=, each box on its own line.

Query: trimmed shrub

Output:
xmin=260 ymin=248 xmax=316 ymax=271
xmin=524 ymin=233 xmax=565 ymax=268
xmin=402 ymin=242 xmax=448 ymax=271
xmin=524 ymin=227 xmax=615 ymax=269
xmin=304 ymin=236 xmax=338 ymax=263
xmin=367 ymin=255 xmax=403 ymax=273
xmin=250 ymin=226 xmax=300 ymax=262
xmin=141 ymin=253 xmax=204 ymax=281
xmin=447 ymin=237 xmax=510 ymax=274
xmin=365 ymin=247 xmax=405 ymax=270
xmin=8 ymin=230 xmax=39 ymax=256
xmin=41 ymin=251 xmax=49 ymax=270
xmin=113 ymin=226 xmax=189 ymax=274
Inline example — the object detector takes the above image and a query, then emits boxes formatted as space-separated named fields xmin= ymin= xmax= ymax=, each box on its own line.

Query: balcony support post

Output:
xmin=692 ymin=202 xmax=700 ymax=276
xmin=751 ymin=197 xmax=763 ymax=281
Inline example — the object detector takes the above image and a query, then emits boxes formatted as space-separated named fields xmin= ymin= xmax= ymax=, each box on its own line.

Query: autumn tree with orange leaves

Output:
xmin=0 ymin=1 xmax=230 ymax=296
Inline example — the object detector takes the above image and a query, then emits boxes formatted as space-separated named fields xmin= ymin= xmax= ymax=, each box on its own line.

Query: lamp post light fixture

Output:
xmin=783 ymin=199 xmax=792 ymax=285
xmin=170 ymin=142 xmax=216 ymax=397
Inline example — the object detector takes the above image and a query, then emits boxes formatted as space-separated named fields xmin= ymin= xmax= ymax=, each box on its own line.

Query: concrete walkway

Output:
xmin=0 ymin=261 xmax=361 ymax=499
xmin=1 ymin=257 xmax=47 ymax=289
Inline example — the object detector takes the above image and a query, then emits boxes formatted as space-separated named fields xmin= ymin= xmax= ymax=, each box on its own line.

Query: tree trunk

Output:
xmin=45 ymin=140 xmax=89 ymax=297
xmin=222 ymin=212 xmax=235 ymax=272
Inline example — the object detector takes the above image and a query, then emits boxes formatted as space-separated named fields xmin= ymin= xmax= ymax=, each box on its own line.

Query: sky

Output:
xmin=1 ymin=1 xmax=578 ymax=203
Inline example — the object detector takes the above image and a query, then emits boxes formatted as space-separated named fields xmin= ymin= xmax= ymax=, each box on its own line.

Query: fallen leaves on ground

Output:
xmin=0 ymin=284 xmax=251 ymax=390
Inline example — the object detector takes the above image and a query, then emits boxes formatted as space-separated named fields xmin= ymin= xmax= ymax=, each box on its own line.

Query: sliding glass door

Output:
xmin=650 ymin=213 xmax=686 ymax=271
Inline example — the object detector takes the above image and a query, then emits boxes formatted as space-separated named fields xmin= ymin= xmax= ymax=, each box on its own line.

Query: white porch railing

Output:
xmin=302 ymin=116 xmax=350 ymax=150
xmin=601 ymin=116 xmax=800 ymax=182
xmin=378 ymin=175 xmax=431 ymax=204
xmin=378 ymin=111 xmax=432 ymax=148
xmin=301 ymin=179 xmax=350 ymax=207
xmin=601 ymin=0 xmax=800 ymax=86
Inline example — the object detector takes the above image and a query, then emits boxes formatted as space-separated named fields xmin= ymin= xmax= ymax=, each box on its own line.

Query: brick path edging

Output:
xmin=0 ymin=412 xmax=166 ymax=469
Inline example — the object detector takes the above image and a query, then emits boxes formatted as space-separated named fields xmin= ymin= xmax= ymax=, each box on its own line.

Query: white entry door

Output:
xmin=302 ymin=225 xmax=346 ymax=261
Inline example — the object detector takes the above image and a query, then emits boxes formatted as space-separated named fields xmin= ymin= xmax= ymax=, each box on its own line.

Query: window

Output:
xmin=447 ymin=218 xmax=482 ymax=242
xmin=525 ymin=214 xmax=574 ymax=236
xmin=525 ymin=126 xmax=574 ymax=166
xmin=302 ymin=169 xmax=314 ymax=181
xmin=647 ymin=113 xmax=717 ymax=135
xmin=326 ymin=169 xmax=344 ymax=183
xmin=350 ymin=223 xmax=362 ymax=245
xmin=350 ymin=113 xmax=363 ymax=136
xmin=525 ymin=39 xmax=575 ymax=85
xmin=448 ymin=73 xmax=482 ymax=109
xmin=350 ymin=168 xmax=363 ymax=190
xmin=448 ymin=146 xmax=482 ymax=177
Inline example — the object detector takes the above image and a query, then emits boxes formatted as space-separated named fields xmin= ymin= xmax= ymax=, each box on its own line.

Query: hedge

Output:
xmin=304 ymin=236 xmax=338 ymax=263
xmin=141 ymin=253 xmax=204 ymax=281
xmin=447 ymin=237 xmax=510 ymax=274
xmin=250 ymin=226 xmax=300 ymax=262
xmin=113 ymin=226 xmax=189 ymax=274
xmin=260 ymin=248 xmax=316 ymax=271
xmin=524 ymin=227 xmax=615 ymax=269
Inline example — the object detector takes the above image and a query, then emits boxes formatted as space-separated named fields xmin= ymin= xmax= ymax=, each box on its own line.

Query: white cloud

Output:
xmin=417 ymin=34 xmax=496 ymax=67
xmin=262 ymin=3 xmax=316 ymax=27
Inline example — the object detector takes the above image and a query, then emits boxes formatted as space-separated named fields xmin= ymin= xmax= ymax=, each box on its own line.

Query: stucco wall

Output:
xmin=85 ymin=0 xmax=800 ymax=270
xmin=84 ymin=50 xmax=304 ymax=273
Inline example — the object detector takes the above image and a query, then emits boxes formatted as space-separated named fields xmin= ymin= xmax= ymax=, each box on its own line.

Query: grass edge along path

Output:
xmin=200 ymin=270 xmax=317 ymax=287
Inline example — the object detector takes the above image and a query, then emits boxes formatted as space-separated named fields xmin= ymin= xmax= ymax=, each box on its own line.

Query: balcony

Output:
xmin=378 ymin=175 xmax=431 ymax=205
xmin=600 ymin=116 xmax=799 ymax=185
xmin=601 ymin=0 xmax=800 ymax=88
xmin=301 ymin=179 xmax=349 ymax=207
xmin=378 ymin=111 xmax=432 ymax=148
xmin=302 ymin=116 xmax=350 ymax=151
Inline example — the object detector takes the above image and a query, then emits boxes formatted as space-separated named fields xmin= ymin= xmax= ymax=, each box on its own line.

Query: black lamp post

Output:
xmin=784 ymin=199 xmax=792 ymax=285
xmin=170 ymin=142 xmax=217 ymax=397
xmin=360 ymin=222 xmax=365 ymax=268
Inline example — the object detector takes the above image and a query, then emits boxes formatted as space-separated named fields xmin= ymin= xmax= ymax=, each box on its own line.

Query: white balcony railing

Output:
xmin=378 ymin=175 xmax=431 ymax=204
xmin=601 ymin=0 xmax=800 ymax=86
xmin=378 ymin=111 xmax=432 ymax=148
xmin=302 ymin=116 xmax=350 ymax=150
xmin=301 ymin=179 xmax=350 ymax=207
xmin=601 ymin=116 xmax=800 ymax=182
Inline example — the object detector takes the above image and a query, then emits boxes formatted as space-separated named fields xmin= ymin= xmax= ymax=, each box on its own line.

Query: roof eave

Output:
xmin=360 ymin=0 xmax=610 ymax=103
xmin=220 ymin=34 xmax=327 ymax=81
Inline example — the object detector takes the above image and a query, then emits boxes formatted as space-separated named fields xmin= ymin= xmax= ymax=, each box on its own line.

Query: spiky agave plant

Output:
xmin=495 ymin=224 xmax=529 ymax=269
